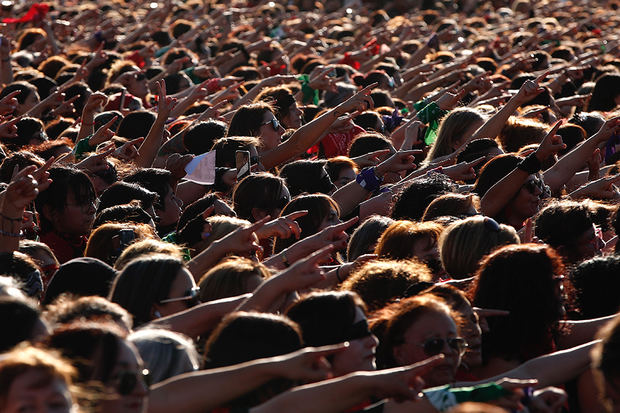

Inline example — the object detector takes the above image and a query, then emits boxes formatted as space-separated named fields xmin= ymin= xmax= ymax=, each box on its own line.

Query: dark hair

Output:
xmin=353 ymin=111 xmax=384 ymax=133
xmin=43 ymin=257 xmax=118 ymax=305
xmin=44 ymin=295 xmax=132 ymax=332
xmin=286 ymin=291 xmax=365 ymax=346
xmin=98 ymin=182 xmax=157 ymax=214
xmin=255 ymin=87 xmax=296 ymax=123
xmin=203 ymin=311 xmax=302 ymax=407
xmin=116 ymin=111 xmax=156 ymax=140
xmin=391 ymin=175 xmax=455 ymax=221
xmin=348 ymin=133 xmax=393 ymax=158
xmin=93 ymin=203 xmax=154 ymax=229
xmin=0 ymin=81 xmax=37 ymax=105
xmin=588 ymin=73 xmax=620 ymax=112
xmin=273 ymin=194 xmax=339 ymax=253
xmin=183 ymin=120 xmax=227 ymax=156
xmin=109 ymin=255 xmax=184 ymax=327
xmin=176 ymin=193 xmax=220 ymax=234
xmin=0 ymin=151 xmax=44 ymax=183
xmin=473 ymin=154 xmax=521 ymax=197
xmin=211 ymin=137 xmax=258 ymax=168
xmin=13 ymin=117 xmax=46 ymax=149
xmin=570 ymin=256 xmax=620 ymax=319
xmin=124 ymin=168 xmax=172 ymax=211
xmin=35 ymin=167 xmax=96 ymax=233
xmin=94 ymin=111 xmax=123 ymax=133
xmin=568 ymin=112 xmax=605 ymax=139
xmin=227 ymin=103 xmax=274 ymax=138
xmin=347 ymin=215 xmax=394 ymax=261
xmin=232 ymin=173 xmax=288 ymax=222
xmin=0 ymin=297 xmax=41 ymax=352
xmin=29 ymin=76 xmax=57 ymax=99
xmin=278 ymin=160 xmax=335 ymax=197
xmin=163 ymin=72 xmax=192 ymax=94
xmin=62 ymin=82 xmax=91 ymax=115
xmin=470 ymin=244 xmax=567 ymax=362
xmin=557 ymin=124 xmax=586 ymax=156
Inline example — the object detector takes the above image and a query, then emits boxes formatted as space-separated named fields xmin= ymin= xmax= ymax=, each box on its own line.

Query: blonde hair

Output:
xmin=203 ymin=216 xmax=251 ymax=250
xmin=425 ymin=107 xmax=485 ymax=163
xmin=114 ymin=239 xmax=184 ymax=270
xmin=198 ymin=257 xmax=271 ymax=302
xmin=439 ymin=216 xmax=519 ymax=279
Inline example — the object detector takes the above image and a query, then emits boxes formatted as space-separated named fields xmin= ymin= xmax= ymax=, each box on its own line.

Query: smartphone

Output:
xmin=236 ymin=150 xmax=251 ymax=180
xmin=118 ymin=88 xmax=127 ymax=111
xmin=119 ymin=229 xmax=135 ymax=249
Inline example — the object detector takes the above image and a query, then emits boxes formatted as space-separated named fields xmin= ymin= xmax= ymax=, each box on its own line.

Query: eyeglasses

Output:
xmin=418 ymin=337 xmax=468 ymax=357
xmin=134 ymin=72 xmax=146 ymax=81
xmin=262 ymin=117 xmax=280 ymax=131
xmin=483 ymin=216 xmax=500 ymax=232
xmin=522 ymin=177 xmax=549 ymax=197
xmin=159 ymin=287 xmax=201 ymax=307
xmin=113 ymin=369 xmax=151 ymax=396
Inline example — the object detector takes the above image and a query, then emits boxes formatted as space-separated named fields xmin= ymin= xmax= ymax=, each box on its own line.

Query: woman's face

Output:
xmin=4 ymin=370 xmax=74 ymax=413
xmin=508 ymin=174 xmax=544 ymax=221
xmin=392 ymin=310 xmax=462 ymax=388
xmin=282 ymin=103 xmax=303 ymax=130
xmin=101 ymin=340 xmax=149 ymax=413
xmin=330 ymin=307 xmax=379 ymax=376
xmin=318 ymin=205 xmax=341 ymax=232
xmin=259 ymin=111 xmax=285 ymax=151
xmin=334 ymin=167 xmax=356 ymax=188
xmin=156 ymin=268 xmax=197 ymax=317
xmin=455 ymin=302 xmax=483 ymax=369
xmin=52 ymin=191 xmax=96 ymax=236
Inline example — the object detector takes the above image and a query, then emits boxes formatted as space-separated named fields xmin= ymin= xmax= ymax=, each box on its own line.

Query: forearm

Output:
xmin=543 ymin=135 xmax=601 ymax=193
xmin=470 ymin=98 xmax=520 ymax=141
xmin=158 ymin=130 xmax=187 ymax=156
xmin=557 ymin=315 xmax=616 ymax=349
xmin=135 ymin=116 xmax=166 ymax=168
xmin=77 ymin=112 xmax=96 ymax=142
xmin=146 ymin=294 xmax=248 ymax=338
xmin=187 ymin=238 xmax=230 ymax=281
xmin=0 ymin=57 xmax=12 ymax=85
xmin=331 ymin=179 xmax=370 ymax=217
xmin=480 ymin=167 xmax=529 ymax=218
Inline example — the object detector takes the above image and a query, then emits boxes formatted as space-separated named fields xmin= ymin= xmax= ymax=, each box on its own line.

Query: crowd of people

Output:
xmin=0 ymin=0 xmax=620 ymax=411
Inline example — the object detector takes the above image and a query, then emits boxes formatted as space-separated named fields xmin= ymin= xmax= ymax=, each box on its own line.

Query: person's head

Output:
xmin=348 ymin=133 xmax=395 ymax=160
xmin=568 ymin=111 xmax=605 ymax=138
xmin=535 ymin=201 xmax=603 ymax=266
xmin=570 ymin=255 xmax=620 ymax=320
xmin=287 ymin=291 xmax=379 ymax=376
xmin=474 ymin=155 xmax=546 ymax=227
xmin=371 ymin=294 xmax=465 ymax=387
xmin=278 ymin=160 xmax=336 ymax=196
xmin=0 ymin=82 xmax=40 ymax=115
xmin=498 ymin=116 xmax=548 ymax=153
xmin=232 ymin=173 xmax=290 ymax=222
xmin=116 ymin=111 xmax=156 ymax=140
xmin=13 ymin=117 xmax=47 ymax=148
xmin=94 ymin=203 xmax=156 ymax=230
xmin=470 ymin=244 xmax=567 ymax=362
xmin=374 ymin=221 xmax=443 ymax=271
xmin=35 ymin=167 xmax=96 ymax=236
xmin=273 ymin=194 xmax=340 ymax=253
xmin=109 ymin=254 xmax=197 ymax=326
xmin=425 ymin=108 xmax=486 ymax=162
xmin=556 ymin=123 xmax=587 ymax=157
xmin=0 ymin=252 xmax=43 ymax=300
xmin=43 ymin=295 xmax=132 ymax=333
xmin=227 ymin=103 xmax=285 ymax=151
xmin=124 ymin=169 xmax=182 ymax=230
xmin=592 ymin=315 xmax=620 ymax=412
xmin=176 ymin=193 xmax=235 ymax=235
xmin=0 ymin=345 xmax=77 ymax=413
xmin=0 ymin=297 xmax=49 ymax=352
xmin=588 ymin=73 xmax=620 ymax=112
xmin=43 ymin=257 xmax=118 ymax=306
xmin=212 ymin=136 xmax=260 ymax=168
xmin=325 ymin=156 xmax=359 ymax=188
xmin=18 ymin=240 xmax=59 ymax=286
xmin=341 ymin=259 xmax=433 ymax=312
xmin=198 ymin=257 xmax=270 ymax=302
xmin=422 ymin=193 xmax=479 ymax=221
xmin=255 ymin=86 xmax=302 ymax=129
xmin=97 ymin=182 xmax=157 ymax=219
xmin=112 ymin=238 xmax=183 ymax=270
xmin=182 ymin=120 xmax=228 ymax=156
xmin=347 ymin=215 xmax=394 ymax=261
xmin=46 ymin=322 xmax=148 ymax=413
xmin=203 ymin=311 xmax=302 ymax=407
xmin=128 ymin=329 xmax=198 ymax=385
xmin=84 ymin=223 xmax=157 ymax=266
xmin=439 ymin=216 xmax=520 ymax=279
xmin=391 ymin=175 xmax=455 ymax=221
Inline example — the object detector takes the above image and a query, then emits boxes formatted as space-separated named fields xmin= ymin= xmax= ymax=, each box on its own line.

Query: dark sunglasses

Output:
xmin=419 ymin=337 xmax=468 ymax=357
xmin=483 ymin=216 xmax=500 ymax=232
xmin=159 ymin=287 xmax=201 ymax=307
xmin=115 ymin=369 xmax=151 ymax=396
xmin=134 ymin=72 xmax=146 ymax=81
xmin=522 ymin=177 xmax=545 ymax=195
xmin=343 ymin=319 xmax=372 ymax=341
xmin=262 ymin=117 xmax=280 ymax=131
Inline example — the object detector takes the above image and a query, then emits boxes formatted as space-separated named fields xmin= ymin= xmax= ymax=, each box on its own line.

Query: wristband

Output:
xmin=517 ymin=152 xmax=542 ymax=174
xmin=298 ymin=74 xmax=319 ymax=105
xmin=281 ymin=252 xmax=291 ymax=268
xmin=355 ymin=167 xmax=383 ymax=193
xmin=0 ymin=229 xmax=22 ymax=237
xmin=336 ymin=265 xmax=343 ymax=283
xmin=206 ymin=78 xmax=221 ymax=94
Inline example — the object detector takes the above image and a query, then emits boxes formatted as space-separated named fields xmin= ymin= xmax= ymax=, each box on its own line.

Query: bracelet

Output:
xmin=297 ymin=74 xmax=319 ymax=105
xmin=0 ymin=212 xmax=22 ymax=221
xmin=355 ymin=167 xmax=383 ymax=193
xmin=0 ymin=229 xmax=22 ymax=237
xmin=281 ymin=252 xmax=290 ymax=268
xmin=517 ymin=152 xmax=542 ymax=174
xmin=336 ymin=265 xmax=343 ymax=283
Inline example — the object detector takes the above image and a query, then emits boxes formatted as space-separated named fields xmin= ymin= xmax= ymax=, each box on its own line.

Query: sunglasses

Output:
xmin=159 ymin=287 xmax=201 ymax=307
xmin=522 ymin=177 xmax=546 ymax=195
xmin=262 ymin=117 xmax=280 ymax=131
xmin=114 ymin=369 xmax=151 ymax=396
xmin=483 ymin=216 xmax=501 ymax=232
xmin=134 ymin=72 xmax=146 ymax=81
xmin=418 ymin=337 xmax=468 ymax=358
